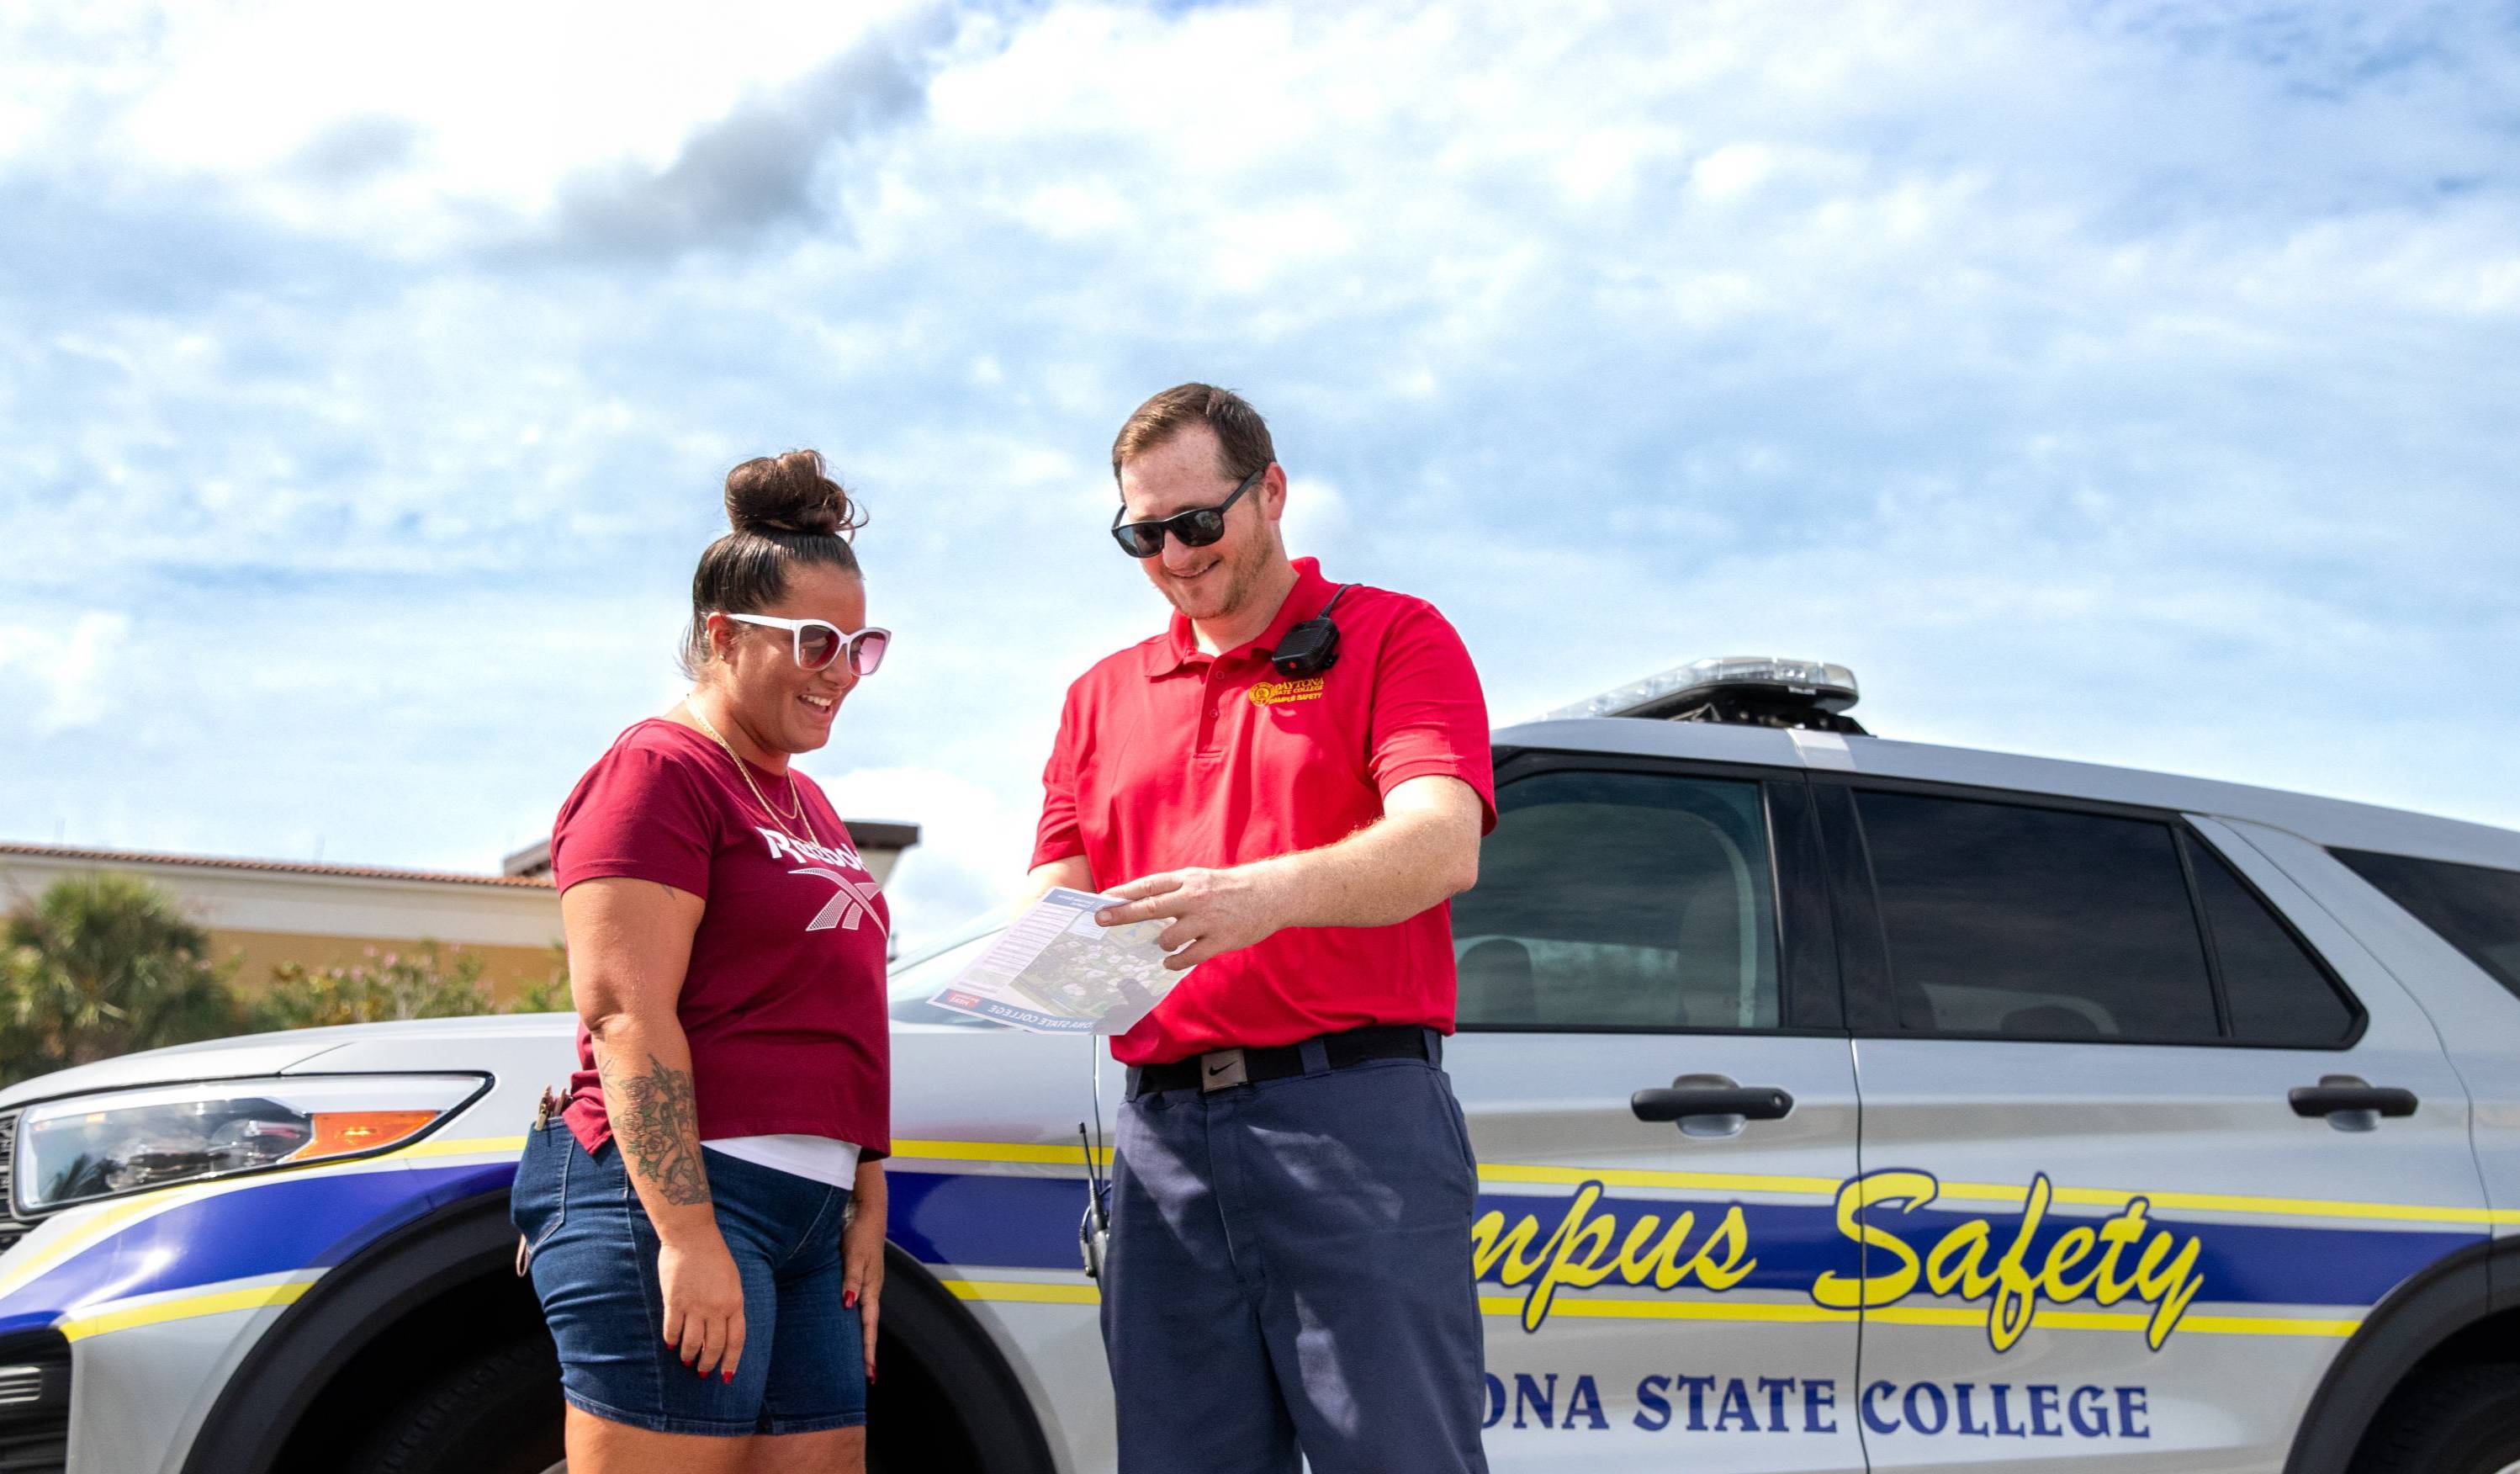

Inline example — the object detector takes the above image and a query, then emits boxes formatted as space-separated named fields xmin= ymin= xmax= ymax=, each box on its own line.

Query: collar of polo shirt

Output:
xmin=1139 ymin=556 xmax=1337 ymax=678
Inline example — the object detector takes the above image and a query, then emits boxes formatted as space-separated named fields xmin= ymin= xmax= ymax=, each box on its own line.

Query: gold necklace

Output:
xmin=684 ymin=698 xmax=820 ymax=847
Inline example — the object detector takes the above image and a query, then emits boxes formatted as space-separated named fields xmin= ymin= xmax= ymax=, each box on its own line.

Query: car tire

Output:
xmin=342 ymin=1333 xmax=567 ymax=1474
xmin=2353 ymin=1364 xmax=2520 ymax=1474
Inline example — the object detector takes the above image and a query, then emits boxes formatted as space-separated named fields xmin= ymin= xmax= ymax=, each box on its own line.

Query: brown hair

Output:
xmin=1110 ymin=383 xmax=1276 ymax=486
xmin=680 ymin=449 xmax=866 ymax=677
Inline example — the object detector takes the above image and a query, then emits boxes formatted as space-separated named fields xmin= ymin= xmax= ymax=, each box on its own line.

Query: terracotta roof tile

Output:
xmin=0 ymin=842 xmax=555 ymax=891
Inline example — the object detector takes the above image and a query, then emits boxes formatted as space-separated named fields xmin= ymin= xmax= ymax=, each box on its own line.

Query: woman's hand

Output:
xmin=659 ymin=1229 xmax=748 ymax=1381
xmin=843 ymin=1161 xmax=887 ymax=1381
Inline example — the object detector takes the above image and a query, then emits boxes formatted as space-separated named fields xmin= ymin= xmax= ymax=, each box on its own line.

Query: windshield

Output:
xmin=886 ymin=910 xmax=1012 ymax=1027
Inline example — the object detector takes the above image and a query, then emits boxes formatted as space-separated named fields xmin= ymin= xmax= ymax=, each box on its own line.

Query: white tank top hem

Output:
xmin=707 ymin=1134 xmax=862 ymax=1188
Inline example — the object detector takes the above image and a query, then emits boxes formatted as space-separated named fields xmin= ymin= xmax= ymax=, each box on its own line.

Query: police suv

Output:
xmin=2 ymin=657 xmax=2517 ymax=1474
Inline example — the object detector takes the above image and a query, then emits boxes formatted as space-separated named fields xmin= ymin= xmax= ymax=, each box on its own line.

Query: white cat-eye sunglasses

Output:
xmin=719 ymin=613 xmax=891 ymax=676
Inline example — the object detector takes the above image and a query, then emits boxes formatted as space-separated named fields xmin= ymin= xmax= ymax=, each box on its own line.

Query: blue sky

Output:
xmin=3 ymin=0 xmax=2517 ymax=949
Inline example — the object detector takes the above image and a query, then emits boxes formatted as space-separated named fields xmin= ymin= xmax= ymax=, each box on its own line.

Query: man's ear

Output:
xmin=1260 ymin=463 xmax=1289 ymax=523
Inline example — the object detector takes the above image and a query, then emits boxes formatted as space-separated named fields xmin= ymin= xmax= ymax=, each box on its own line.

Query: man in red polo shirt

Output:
xmin=1030 ymin=384 xmax=1494 ymax=1474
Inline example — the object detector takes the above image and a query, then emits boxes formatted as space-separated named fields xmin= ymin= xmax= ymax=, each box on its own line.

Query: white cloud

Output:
xmin=0 ymin=612 xmax=132 ymax=732
xmin=105 ymin=3 xmax=923 ymax=193
xmin=805 ymin=762 xmax=1037 ymax=949
xmin=1279 ymin=476 xmax=1349 ymax=555
xmin=4 ymin=0 xmax=2518 ymax=887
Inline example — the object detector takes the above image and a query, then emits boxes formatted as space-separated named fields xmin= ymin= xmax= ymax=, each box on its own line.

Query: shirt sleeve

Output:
xmin=550 ymin=740 xmax=717 ymax=899
xmin=1029 ymin=681 xmax=1088 ymax=870
xmin=1368 ymin=602 xmax=1498 ymax=834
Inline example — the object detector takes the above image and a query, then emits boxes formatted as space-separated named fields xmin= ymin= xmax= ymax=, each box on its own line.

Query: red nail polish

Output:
xmin=844 ymin=1291 xmax=857 ymax=1308
xmin=722 ymin=1369 xmax=733 ymax=1383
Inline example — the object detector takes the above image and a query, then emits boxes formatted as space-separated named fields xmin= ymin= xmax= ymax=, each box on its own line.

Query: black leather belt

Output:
xmin=1129 ymin=1024 xmax=1436 ymax=1099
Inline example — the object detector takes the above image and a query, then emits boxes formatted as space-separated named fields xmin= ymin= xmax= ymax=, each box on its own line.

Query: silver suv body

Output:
xmin=0 ymin=709 xmax=2515 ymax=1474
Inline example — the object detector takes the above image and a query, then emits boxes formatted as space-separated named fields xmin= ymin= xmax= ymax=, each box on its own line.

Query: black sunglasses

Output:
xmin=1109 ymin=464 xmax=1268 ymax=558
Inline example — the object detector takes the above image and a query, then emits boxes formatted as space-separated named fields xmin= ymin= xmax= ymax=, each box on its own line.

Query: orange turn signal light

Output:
xmin=286 ymin=1111 xmax=440 ymax=1162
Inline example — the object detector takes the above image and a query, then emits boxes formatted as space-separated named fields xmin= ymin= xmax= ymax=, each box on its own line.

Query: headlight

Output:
xmin=13 ymin=1074 xmax=483 ymax=1215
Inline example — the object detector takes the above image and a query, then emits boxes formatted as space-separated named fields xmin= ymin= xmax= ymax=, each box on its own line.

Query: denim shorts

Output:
xmin=511 ymin=1121 xmax=866 ymax=1437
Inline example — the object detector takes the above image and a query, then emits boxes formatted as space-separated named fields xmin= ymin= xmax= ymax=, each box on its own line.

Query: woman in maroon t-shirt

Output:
xmin=511 ymin=451 xmax=894 ymax=1471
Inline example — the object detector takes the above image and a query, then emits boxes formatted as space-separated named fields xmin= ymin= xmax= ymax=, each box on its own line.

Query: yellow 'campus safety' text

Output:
xmin=1470 ymin=1169 xmax=2206 ymax=1350
xmin=1811 ymin=1170 xmax=2205 ymax=1349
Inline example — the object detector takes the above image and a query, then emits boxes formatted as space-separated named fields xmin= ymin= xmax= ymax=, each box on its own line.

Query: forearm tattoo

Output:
xmin=602 ymin=1051 xmax=710 ymax=1206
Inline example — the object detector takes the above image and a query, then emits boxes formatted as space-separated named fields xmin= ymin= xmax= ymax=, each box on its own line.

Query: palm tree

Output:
xmin=1 ymin=873 xmax=240 ymax=1083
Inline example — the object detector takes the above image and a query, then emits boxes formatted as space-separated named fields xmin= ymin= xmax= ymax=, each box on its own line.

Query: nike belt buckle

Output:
xmin=1200 ymin=1048 xmax=1249 ymax=1092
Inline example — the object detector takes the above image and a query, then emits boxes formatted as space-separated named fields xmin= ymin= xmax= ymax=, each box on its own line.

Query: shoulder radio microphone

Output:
xmin=1269 ymin=585 xmax=1354 ymax=678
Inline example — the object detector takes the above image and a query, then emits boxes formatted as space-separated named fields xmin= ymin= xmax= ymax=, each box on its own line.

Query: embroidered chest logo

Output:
xmin=1249 ymin=676 xmax=1328 ymax=707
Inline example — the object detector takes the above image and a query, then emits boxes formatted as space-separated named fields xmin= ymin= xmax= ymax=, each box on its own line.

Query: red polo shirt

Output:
xmin=1032 ymin=558 xmax=1494 ymax=1066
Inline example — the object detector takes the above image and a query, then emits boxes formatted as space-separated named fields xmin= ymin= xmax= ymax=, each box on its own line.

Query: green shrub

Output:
xmin=0 ymin=873 xmax=241 ymax=1084
xmin=249 ymin=942 xmax=506 ymax=1031
xmin=2 ymin=875 xmax=577 ymax=1084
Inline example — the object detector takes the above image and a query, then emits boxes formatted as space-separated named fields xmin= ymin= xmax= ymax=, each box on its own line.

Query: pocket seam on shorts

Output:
xmin=781 ymin=1185 xmax=847 ymax=1271
xmin=531 ymin=1127 xmax=574 ymax=1254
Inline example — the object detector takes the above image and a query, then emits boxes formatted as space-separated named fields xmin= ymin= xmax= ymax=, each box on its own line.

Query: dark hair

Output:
xmin=681 ymin=449 xmax=866 ymax=678
xmin=1110 ymin=383 xmax=1275 ymax=487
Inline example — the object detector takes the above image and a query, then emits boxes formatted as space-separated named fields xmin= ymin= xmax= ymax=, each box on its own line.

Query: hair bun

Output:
xmin=723 ymin=449 xmax=862 ymax=540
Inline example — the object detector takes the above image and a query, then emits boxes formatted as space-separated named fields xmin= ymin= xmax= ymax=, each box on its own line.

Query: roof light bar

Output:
xmin=1544 ymin=656 xmax=1865 ymax=732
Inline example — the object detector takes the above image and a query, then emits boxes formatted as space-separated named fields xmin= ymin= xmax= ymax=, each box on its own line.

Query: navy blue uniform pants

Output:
xmin=1101 ymin=1042 xmax=1490 ymax=1474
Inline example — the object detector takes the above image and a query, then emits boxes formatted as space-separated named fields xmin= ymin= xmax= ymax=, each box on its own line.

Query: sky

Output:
xmin=3 ymin=0 xmax=2517 ymax=951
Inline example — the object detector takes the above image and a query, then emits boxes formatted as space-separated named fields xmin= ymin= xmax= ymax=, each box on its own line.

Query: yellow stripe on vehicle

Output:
xmin=1929 ymin=1178 xmax=2504 ymax=1228
xmin=892 ymin=1138 xmax=1114 ymax=1167
xmin=399 ymin=1134 xmax=527 ymax=1159
xmin=0 ymin=1189 xmax=196 ymax=1299
xmin=1865 ymin=1302 xmax=2361 ymax=1339
xmin=941 ymin=1278 xmax=1104 ymax=1306
xmin=871 ymin=1139 xmax=2520 ymax=1228
xmin=0 ymin=1135 xmax=497 ymax=1299
xmin=57 ymin=1278 xmax=318 ymax=1342
xmin=1475 ymin=1163 xmax=1843 ymax=1197
xmin=1480 ymin=1295 xmax=1856 ymax=1326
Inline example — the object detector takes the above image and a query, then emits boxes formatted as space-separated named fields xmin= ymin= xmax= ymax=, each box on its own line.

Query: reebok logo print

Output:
xmin=788 ymin=867 xmax=887 ymax=935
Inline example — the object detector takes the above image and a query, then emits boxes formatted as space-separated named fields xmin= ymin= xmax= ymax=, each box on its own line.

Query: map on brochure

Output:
xmin=928 ymin=888 xmax=1183 ymax=1033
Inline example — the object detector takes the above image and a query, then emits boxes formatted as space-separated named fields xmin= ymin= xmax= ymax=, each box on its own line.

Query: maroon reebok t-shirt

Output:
xmin=551 ymin=718 xmax=892 ymax=1160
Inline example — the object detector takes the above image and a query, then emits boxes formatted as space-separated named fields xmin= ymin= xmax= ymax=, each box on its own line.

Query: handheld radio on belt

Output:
xmin=1079 ymin=1039 xmax=1112 ymax=1279
xmin=1078 ymin=1121 xmax=1111 ymax=1279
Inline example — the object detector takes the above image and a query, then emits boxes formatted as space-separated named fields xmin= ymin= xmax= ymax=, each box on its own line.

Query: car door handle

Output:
xmin=1631 ymin=1084 xmax=1795 ymax=1123
xmin=2290 ymin=1083 xmax=2418 ymax=1118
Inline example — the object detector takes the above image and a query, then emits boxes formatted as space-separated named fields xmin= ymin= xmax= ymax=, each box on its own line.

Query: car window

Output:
xmin=1855 ymin=791 xmax=2221 ymax=1042
xmin=2334 ymin=848 xmax=2520 ymax=1003
xmin=1452 ymin=768 xmax=1779 ymax=1031
xmin=2184 ymin=833 xmax=2358 ymax=1046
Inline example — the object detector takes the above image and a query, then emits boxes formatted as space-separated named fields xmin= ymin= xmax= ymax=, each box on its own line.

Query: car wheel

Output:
xmin=2354 ymin=1365 xmax=2520 ymax=1474
xmin=343 ymin=1333 xmax=567 ymax=1474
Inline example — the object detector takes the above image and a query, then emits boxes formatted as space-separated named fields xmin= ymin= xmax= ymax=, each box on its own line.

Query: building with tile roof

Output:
xmin=0 ymin=820 xmax=920 ymax=1004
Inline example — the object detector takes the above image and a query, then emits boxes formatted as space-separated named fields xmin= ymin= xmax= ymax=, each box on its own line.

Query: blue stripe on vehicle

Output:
xmin=889 ymin=1169 xmax=1081 ymax=1271
xmin=0 ymin=1158 xmax=2485 ymax=1332
xmin=1475 ymin=1192 xmax=1860 ymax=1292
xmin=0 ymin=1162 xmax=512 ymax=1323
xmin=1872 ymin=1204 xmax=2474 ymax=1311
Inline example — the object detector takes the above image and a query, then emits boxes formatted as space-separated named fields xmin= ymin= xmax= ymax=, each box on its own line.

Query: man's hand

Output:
xmin=1097 ymin=864 xmax=1291 ymax=970
xmin=1092 ymin=777 xmax=1484 ymax=970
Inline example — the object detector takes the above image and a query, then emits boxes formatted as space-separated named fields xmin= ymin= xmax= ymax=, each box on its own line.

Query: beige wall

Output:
xmin=2 ymin=851 xmax=568 ymax=1008
xmin=212 ymin=928 xmax=564 ymax=1005
xmin=4 ymin=834 xmax=915 ymax=1010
